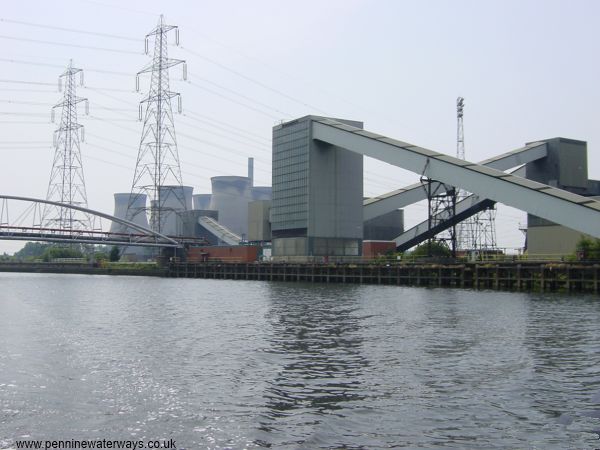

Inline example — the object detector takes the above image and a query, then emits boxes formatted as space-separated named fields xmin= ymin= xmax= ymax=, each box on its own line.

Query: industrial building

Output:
xmin=363 ymin=209 xmax=404 ymax=241
xmin=110 ymin=156 xmax=273 ymax=257
xmin=266 ymin=116 xmax=600 ymax=260
xmin=105 ymin=115 xmax=600 ymax=263
xmin=271 ymin=116 xmax=364 ymax=260
xmin=524 ymin=137 xmax=600 ymax=255
xmin=248 ymin=200 xmax=271 ymax=243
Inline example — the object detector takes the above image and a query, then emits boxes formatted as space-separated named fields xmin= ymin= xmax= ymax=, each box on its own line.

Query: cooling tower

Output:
xmin=155 ymin=185 xmax=193 ymax=236
xmin=110 ymin=193 xmax=149 ymax=234
xmin=193 ymin=194 xmax=212 ymax=210
xmin=109 ymin=193 xmax=150 ymax=261
xmin=209 ymin=176 xmax=252 ymax=237
xmin=251 ymin=186 xmax=272 ymax=201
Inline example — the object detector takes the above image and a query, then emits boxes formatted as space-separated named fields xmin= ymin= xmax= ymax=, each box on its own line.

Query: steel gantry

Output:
xmin=311 ymin=118 xmax=600 ymax=240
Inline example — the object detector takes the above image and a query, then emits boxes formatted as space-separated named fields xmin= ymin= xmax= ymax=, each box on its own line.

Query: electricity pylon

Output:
xmin=127 ymin=14 xmax=187 ymax=235
xmin=41 ymin=60 xmax=92 ymax=231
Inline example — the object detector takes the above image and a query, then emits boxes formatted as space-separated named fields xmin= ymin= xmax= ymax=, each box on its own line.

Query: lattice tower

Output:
xmin=127 ymin=14 xmax=187 ymax=234
xmin=454 ymin=97 xmax=497 ymax=252
xmin=41 ymin=60 xmax=92 ymax=231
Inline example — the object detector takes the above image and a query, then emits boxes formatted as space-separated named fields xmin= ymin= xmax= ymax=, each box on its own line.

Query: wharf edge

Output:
xmin=1 ymin=261 xmax=599 ymax=294
xmin=168 ymin=261 xmax=600 ymax=294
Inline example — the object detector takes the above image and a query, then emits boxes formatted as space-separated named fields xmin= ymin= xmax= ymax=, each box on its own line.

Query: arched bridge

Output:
xmin=0 ymin=195 xmax=185 ymax=248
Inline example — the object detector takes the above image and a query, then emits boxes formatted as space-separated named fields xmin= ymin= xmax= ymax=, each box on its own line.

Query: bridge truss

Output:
xmin=0 ymin=195 xmax=185 ymax=248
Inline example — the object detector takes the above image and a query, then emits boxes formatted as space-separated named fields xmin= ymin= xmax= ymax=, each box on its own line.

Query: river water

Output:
xmin=0 ymin=273 xmax=599 ymax=449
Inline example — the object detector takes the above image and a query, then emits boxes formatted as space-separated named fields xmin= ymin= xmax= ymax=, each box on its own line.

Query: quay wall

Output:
xmin=1 ymin=261 xmax=600 ymax=294
xmin=168 ymin=261 xmax=600 ymax=294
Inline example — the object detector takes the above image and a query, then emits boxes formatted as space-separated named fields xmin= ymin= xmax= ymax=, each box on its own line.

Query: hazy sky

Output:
xmin=1 ymin=0 xmax=599 ymax=253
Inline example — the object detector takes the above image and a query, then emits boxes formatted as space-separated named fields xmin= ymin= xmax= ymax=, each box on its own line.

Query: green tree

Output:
xmin=13 ymin=242 xmax=50 ymax=260
xmin=93 ymin=251 xmax=109 ymax=262
xmin=591 ymin=239 xmax=600 ymax=260
xmin=109 ymin=246 xmax=120 ymax=262
xmin=410 ymin=241 xmax=452 ymax=258
xmin=574 ymin=236 xmax=600 ymax=260
xmin=41 ymin=246 xmax=83 ymax=262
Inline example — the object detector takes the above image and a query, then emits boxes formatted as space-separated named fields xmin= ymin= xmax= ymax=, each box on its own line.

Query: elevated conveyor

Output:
xmin=393 ymin=166 xmax=526 ymax=251
xmin=312 ymin=118 xmax=600 ymax=239
xmin=363 ymin=141 xmax=547 ymax=220
xmin=198 ymin=216 xmax=241 ymax=246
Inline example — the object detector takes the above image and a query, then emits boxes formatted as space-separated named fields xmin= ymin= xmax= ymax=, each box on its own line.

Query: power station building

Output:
xmin=107 ymin=112 xmax=600 ymax=262
xmin=525 ymin=137 xmax=600 ymax=255
xmin=271 ymin=116 xmax=364 ymax=259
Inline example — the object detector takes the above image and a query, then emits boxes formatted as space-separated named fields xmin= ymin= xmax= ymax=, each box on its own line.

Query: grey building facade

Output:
xmin=180 ymin=209 xmax=219 ymax=245
xmin=363 ymin=209 xmax=404 ymax=241
xmin=525 ymin=137 xmax=600 ymax=255
xmin=271 ymin=116 xmax=364 ymax=259
xmin=248 ymin=200 xmax=271 ymax=242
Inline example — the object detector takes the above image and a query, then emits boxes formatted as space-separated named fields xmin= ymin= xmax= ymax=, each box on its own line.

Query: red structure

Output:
xmin=362 ymin=240 xmax=396 ymax=259
xmin=187 ymin=245 xmax=259 ymax=263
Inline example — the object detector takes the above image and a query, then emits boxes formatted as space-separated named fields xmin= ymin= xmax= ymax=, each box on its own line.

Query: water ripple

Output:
xmin=0 ymin=275 xmax=599 ymax=448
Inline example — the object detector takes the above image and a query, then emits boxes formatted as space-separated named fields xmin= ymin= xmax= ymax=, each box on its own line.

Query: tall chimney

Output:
xmin=248 ymin=157 xmax=254 ymax=187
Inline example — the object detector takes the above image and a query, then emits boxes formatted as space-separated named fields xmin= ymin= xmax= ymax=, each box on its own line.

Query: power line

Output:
xmin=0 ymin=34 xmax=141 ymax=55
xmin=87 ymin=116 xmax=271 ymax=174
xmin=86 ymin=92 xmax=274 ymax=158
xmin=180 ymin=46 xmax=330 ymax=115
xmin=182 ymin=27 xmax=393 ymax=122
xmin=186 ymin=80 xmax=283 ymax=120
xmin=1 ymin=96 xmax=421 ymax=192
xmin=0 ymin=57 xmax=132 ymax=76
xmin=0 ymin=146 xmax=50 ymax=150
xmin=0 ymin=112 xmax=49 ymax=117
xmin=0 ymin=120 xmax=49 ymax=124
xmin=188 ymin=75 xmax=293 ymax=119
xmin=0 ymin=79 xmax=56 ymax=86
xmin=0 ymin=99 xmax=51 ymax=105
xmin=1 ymin=98 xmax=269 ymax=154
xmin=176 ymin=116 xmax=270 ymax=154
xmin=0 ymin=88 xmax=56 ymax=93
xmin=87 ymin=117 xmax=138 ymax=122
xmin=0 ymin=140 xmax=48 ymax=144
xmin=0 ymin=17 xmax=140 ymax=42
xmin=182 ymin=110 xmax=271 ymax=151
xmin=85 ymin=141 xmax=249 ymax=182
xmin=88 ymin=74 xmax=281 ymax=147
xmin=4 ymin=104 xmax=411 ymax=192
xmin=83 ymin=86 xmax=142 ymax=94
xmin=89 ymin=95 xmax=274 ymax=170
xmin=78 ymin=0 xmax=159 ymax=17
xmin=184 ymin=110 xmax=270 ymax=142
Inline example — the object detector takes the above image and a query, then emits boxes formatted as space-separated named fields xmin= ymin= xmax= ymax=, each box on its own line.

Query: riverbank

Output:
xmin=0 ymin=262 xmax=167 ymax=277
xmin=168 ymin=261 xmax=600 ymax=294
xmin=1 ymin=261 xmax=599 ymax=293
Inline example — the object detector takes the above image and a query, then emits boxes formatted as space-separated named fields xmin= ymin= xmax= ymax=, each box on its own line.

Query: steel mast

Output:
xmin=127 ymin=14 xmax=187 ymax=235
xmin=41 ymin=60 xmax=92 ymax=231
